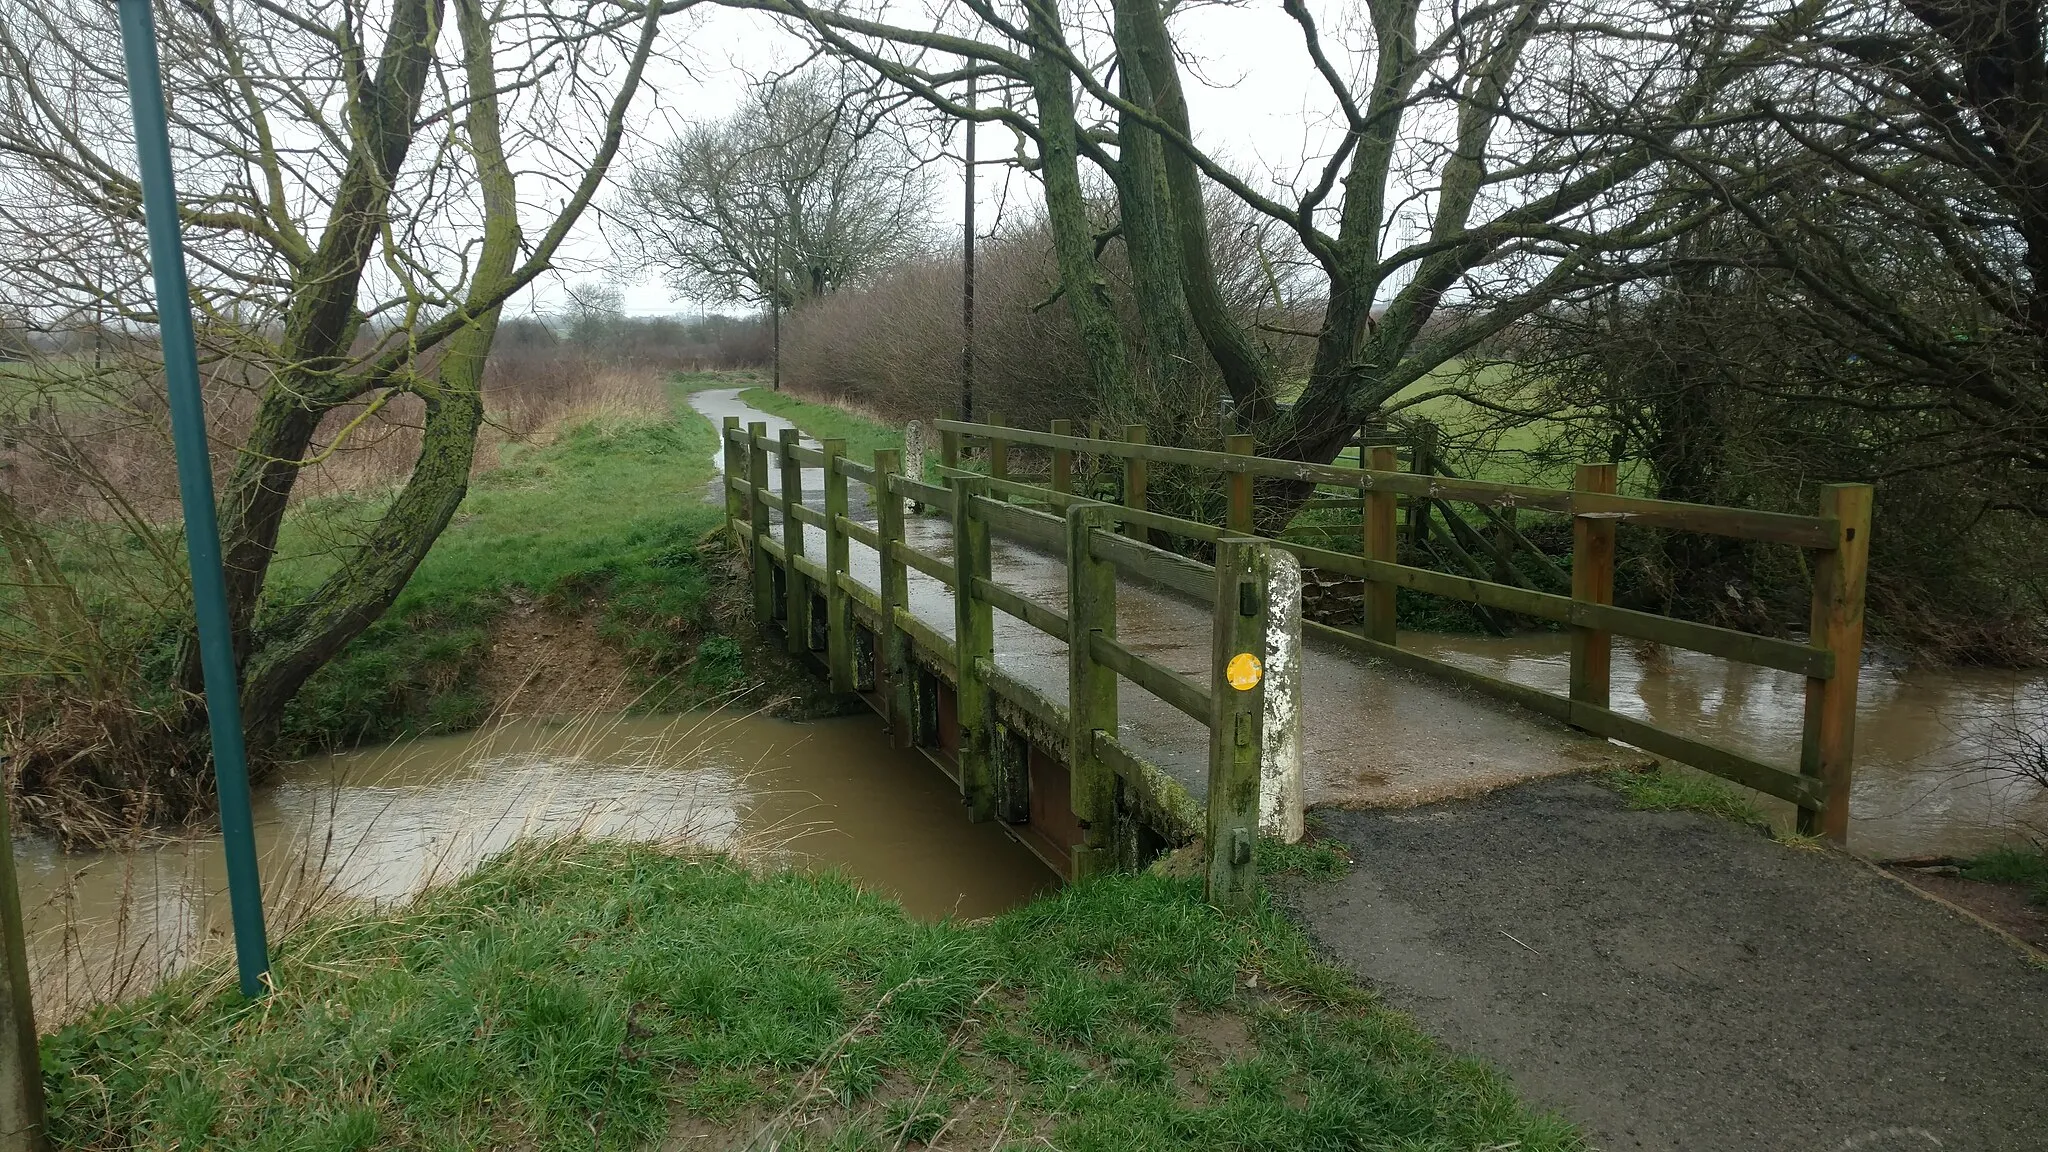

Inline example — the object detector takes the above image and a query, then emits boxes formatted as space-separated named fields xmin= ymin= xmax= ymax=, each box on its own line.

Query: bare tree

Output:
xmin=0 ymin=0 xmax=675 ymax=837
xmin=614 ymin=68 xmax=935 ymax=312
xmin=703 ymin=0 xmax=1823 ymax=515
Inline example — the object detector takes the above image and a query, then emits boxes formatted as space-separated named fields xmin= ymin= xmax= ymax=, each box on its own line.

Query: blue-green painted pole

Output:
xmin=116 ymin=0 xmax=271 ymax=999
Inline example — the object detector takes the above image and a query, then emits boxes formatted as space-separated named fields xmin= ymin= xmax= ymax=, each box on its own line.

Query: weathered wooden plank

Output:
xmin=747 ymin=422 xmax=775 ymax=626
xmin=932 ymin=420 xmax=1839 ymax=547
xmin=972 ymin=494 xmax=1067 ymax=552
xmin=982 ymin=452 xmax=1834 ymax=677
xmin=1067 ymin=503 xmax=1119 ymax=880
xmin=838 ymin=516 xmax=880 ymax=550
xmin=1571 ymin=463 xmax=1619 ymax=717
xmin=972 ymin=575 xmax=1069 ymax=640
xmin=952 ymin=475 xmax=995 ymax=822
xmin=1088 ymin=632 xmax=1211 ymax=723
xmin=1093 ymin=730 xmax=1202 ymax=844
xmin=1283 ymin=537 xmax=1834 ymax=678
xmin=836 ymin=570 xmax=881 ymax=615
xmin=722 ymin=416 xmax=744 ymax=527
xmin=875 ymin=449 xmax=914 ymax=749
xmin=988 ymin=412 xmax=1009 ymax=483
xmin=1123 ymin=424 xmax=1149 ymax=541
xmin=1364 ymin=445 xmax=1399 ymax=644
xmin=888 ymin=474 xmax=956 ymax=511
xmin=889 ymin=540 xmax=958 ymax=587
xmin=821 ymin=438 xmax=855 ymax=694
xmin=1088 ymin=528 xmax=1212 ymax=600
xmin=779 ymin=429 xmax=809 ymax=656
xmin=1303 ymin=621 xmax=1828 ymax=810
xmin=1226 ymin=433 xmax=1254 ymax=533
xmin=787 ymin=442 xmax=825 ymax=466
xmin=1050 ymin=418 xmax=1074 ymax=495
xmin=892 ymin=607 xmax=957 ymax=681
xmin=1800 ymin=483 xmax=1873 ymax=842
xmin=835 ymin=456 xmax=876 ymax=485
xmin=1207 ymin=538 xmax=1268 ymax=909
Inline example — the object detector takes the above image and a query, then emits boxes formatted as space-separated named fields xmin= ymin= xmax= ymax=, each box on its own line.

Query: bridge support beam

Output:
xmin=1067 ymin=503 xmax=1119 ymax=879
xmin=953 ymin=477 xmax=995 ymax=821
xmin=1208 ymin=537 xmax=1271 ymax=908
xmin=876 ymin=449 xmax=914 ymax=749
xmin=1801 ymin=483 xmax=1873 ymax=843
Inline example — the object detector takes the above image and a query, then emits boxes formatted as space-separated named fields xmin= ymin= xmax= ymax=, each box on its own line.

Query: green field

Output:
xmin=43 ymin=840 xmax=1584 ymax=1151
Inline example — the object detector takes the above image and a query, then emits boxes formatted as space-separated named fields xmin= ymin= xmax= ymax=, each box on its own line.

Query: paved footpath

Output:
xmin=1287 ymin=778 xmax=2048 ymax=1152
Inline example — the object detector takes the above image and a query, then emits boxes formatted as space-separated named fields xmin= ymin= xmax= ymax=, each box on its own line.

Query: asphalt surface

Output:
xmin=1286 ymin=779 xmax=2048 ymax=1152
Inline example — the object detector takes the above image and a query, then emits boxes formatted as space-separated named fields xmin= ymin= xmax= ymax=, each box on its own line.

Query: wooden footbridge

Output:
xmin=711 ymin=394 xmax=1873 ymax=893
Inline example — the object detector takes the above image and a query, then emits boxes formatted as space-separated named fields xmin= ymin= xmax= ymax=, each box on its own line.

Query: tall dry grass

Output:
xmin=0 ymin=338 xmax=678 ymax=528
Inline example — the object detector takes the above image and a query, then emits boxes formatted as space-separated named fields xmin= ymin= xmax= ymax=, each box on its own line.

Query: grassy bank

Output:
xmin=738 ymin=386 xmax=904 ymax=465
xmin=272 ymin=371 xmax=771 ymax=754
xmin=44 ymin=841 xmax=1583 ymax=1151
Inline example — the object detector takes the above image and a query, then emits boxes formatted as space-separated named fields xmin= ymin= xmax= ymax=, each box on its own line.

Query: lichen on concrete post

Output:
xmin=1260 ymin=548 xmax=1304 ymax=844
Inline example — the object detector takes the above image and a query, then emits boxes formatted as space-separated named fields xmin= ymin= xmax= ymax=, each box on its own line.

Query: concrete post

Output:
xmin=1259 ymin=549 xmax=1304 ymax=843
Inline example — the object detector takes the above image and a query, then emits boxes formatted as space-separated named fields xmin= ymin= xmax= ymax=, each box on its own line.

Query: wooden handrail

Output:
xmin=936 ymin=419 xmax=1838 ymax=548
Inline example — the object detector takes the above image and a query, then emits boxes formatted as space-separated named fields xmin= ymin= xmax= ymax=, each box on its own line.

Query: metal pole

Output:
xmin=961 ymin=74 xmax=976 ymax=422
xmin=117 ymin=0 xmax=271 ymax=999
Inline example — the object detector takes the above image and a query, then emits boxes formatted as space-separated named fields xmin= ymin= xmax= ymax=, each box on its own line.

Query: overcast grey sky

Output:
xmin=554 ymin=0 xmax=1350 ymax=317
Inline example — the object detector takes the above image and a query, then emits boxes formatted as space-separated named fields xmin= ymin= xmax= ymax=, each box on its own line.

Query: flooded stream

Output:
xmin=15 ymin=709 xmax=1053 ymax=1021
xmin=1408 ymin=633 xmax=2048 ymax=860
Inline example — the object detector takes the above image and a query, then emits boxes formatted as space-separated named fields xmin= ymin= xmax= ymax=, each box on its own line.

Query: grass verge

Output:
xmin=1960 ymin=845 xmax=2048 ymax=904
xmin=1602 ymin=764 xmax=1770 ymax=829
xmin=738 ymin=387 xmax=903 ymax=465
xmin=44 ymin=840 xmax=1584 ymax=1151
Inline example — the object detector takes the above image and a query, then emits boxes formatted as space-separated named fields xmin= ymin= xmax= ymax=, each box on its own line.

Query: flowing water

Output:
xmin=1408 ymin=633 xmax=2048 ymax=860
xmin=14 ymin=709 xmax=1054 ymax=1022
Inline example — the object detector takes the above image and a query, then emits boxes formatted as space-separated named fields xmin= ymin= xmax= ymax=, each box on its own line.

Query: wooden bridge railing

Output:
xmin=720 ymin=417 xmax=1304 ymax=903
xmin=933 ymin=417 xmax=1874 ymax=844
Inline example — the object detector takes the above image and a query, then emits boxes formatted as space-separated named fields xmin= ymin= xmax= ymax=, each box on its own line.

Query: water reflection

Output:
xmin=1406 ymin=633 xmax=2048 ymax=860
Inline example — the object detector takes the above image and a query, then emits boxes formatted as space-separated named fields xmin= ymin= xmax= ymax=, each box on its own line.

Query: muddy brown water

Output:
xmin=1407 ymin=633 xmax=2048 ymax=861
xmin=15 ymin=710 xmax=1053 ymax=1022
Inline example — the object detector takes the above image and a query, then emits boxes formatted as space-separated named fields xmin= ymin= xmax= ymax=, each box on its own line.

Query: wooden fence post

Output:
xmin=1208 ymin=537 xmax=1270 ymax=909
xmin=1801 ymin=483 xmax=1873 ymax=843
xmin=747 ymin=421 xmax=775 ymax=628
xmin=721 ymin=415 xmax=744 ymax=527
xmin=876 ymin=449 xmax=914 ymax=748
xmin=940 ymin=427 xmax=961 ymax=473
xmin=821 ymin=438 xmax=855 ymax=694
xmin=0 ymin=780 xmax=44 ymax=1152
xmin=988 ymin=412 xmax=1009 ymax=486
xmin=1407 ymin=423 xmax=1437 ymax=553
xmin=1121 ymin=424 xmax=1148 ymax=539
xmin=1226 ymin=433 xmax=1255 ymax=534
xmin=1067 ymin=502 xmax=1119 ymax=879
xmin=1569 ymin=462 xmax=1619 ymax=719
xmin=1050 ymin=419 xmax=1073 ymax=498
xmin=952 ymin=475 xmax=995 ymax=821
xmin=779 ymin=428 xmax=807 ymax=655
xmin=1364 ymin=445 xmax=1399 ymax=644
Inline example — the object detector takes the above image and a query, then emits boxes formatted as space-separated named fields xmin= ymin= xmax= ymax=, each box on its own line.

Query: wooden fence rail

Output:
xmin=935 ymin=418 xmax=1874 ymax=843
xmin=721 ymin=419 xmax=1304 ymax=900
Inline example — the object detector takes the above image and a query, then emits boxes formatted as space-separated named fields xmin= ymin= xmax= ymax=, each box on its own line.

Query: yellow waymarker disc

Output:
xmin=1226 ymin=652 xmax=1263 ymax=691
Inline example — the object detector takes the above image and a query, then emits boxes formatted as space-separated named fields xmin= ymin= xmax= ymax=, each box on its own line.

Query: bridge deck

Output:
xmin=695 ymin=389 xmax=1641 ymax=808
